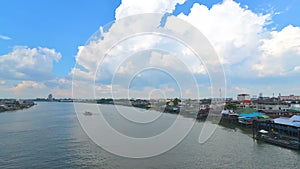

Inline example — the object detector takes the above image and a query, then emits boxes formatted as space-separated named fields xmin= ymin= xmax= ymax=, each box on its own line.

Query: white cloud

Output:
xmin=49 ymin=87 xmax=72 ymax=98
xmin=176 ymin=0 xmax=300 ymax=79
xmin=72 ymin=0 xmax=300 ymax=99
xmin=6 ymin=79 xmax=72 ymax=99
xmin=45 ymin=77 xmax=72 ymax=89
xmin=115 ymin=0 xmax=186 ymax=20
xmin=72 ymin=1 xmax=226 ymax=99
xmin=10 ymin=81 xmax=46 ymax=91
xmin=0 ymin=46 xmax=61 ymax=80
xmin=0 ymin=80 xmax=6 ymax=85
xmin=0 ymin=34 xmax=11 ymax=40
xmin=294 ymin=66 xmax=300 ymax=72
xmin=0 ymin=46 xmax=64 ymax=98
xmin=9 ymin=80 xmax=47 ymax=98
xmin=148 ymin=51 xmax=184 ymax=71
xmin=177 ymin=0 xmax=271 ymax=65
xmin=254 ymin=25 xmax=300 ymax=76
xmin=72 ymin=34 xmax=161 ymax=84
xmin=232 ymin=86 xmax=249 ymax=93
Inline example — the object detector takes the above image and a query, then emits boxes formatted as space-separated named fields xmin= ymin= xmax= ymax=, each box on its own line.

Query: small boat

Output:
xmin=83 ymin=111 xmax=93 ymax=116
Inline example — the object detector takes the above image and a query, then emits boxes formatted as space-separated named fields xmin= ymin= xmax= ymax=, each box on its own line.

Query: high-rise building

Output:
xmin=48 ymin=94 xmax=53 ymax=101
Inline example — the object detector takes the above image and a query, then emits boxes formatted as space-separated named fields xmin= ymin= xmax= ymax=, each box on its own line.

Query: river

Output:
xmin=0 ymin=102 xmax=299 ymax=168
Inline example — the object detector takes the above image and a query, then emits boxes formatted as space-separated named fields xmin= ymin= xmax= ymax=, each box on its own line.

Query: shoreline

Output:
xmin=0 ymin=100 xmax=35 ymax=113
xmin=0 ymin=105 xmax=35 ymax=113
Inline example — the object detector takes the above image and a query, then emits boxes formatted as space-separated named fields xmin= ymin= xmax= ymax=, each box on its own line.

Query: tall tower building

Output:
xmin=48 ymin=94 xmax=53 ymax=101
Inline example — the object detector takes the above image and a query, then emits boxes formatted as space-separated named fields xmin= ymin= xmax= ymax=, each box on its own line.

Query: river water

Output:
xmin=0 ymin=102 xmax=299 ymax=168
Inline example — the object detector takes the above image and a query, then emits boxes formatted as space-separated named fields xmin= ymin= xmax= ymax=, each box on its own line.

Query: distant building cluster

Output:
xmin=220 ymin=93 xmax=300 ymax=150
xmin=279 ymin=95 xmax=300 ymax=101
xmin=34 ymin=94 xmax=73 ymax=102
xmin=230 ymin=93 xmax=300 ymax=112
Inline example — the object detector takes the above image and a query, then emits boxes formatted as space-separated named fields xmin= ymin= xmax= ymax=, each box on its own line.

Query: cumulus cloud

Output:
xmin=0 ymin=46 xmax=65 ymax=98
xmin=115 ymin=0 xmax=186 ymax=20
xmin=45 ymin=78 xmax=72 ymax=90
xmin=177 ymin=0 xmax=271 ymax=65
xmin=8 ymin=80 xmax=47 ymax=98
xmin=72 ymin=0 xmax=300 ymax=99
xmin=176 ymin=0 xmax=300 ymax=79
xmin=0 ymin=46 xmax=61 ymax=81
xmin=6 ymin=79 xmax=72 ymax=98
xmin=254 ymin=25 xmax=300 ymax=76
xmin=10 ymin=81 xmax=46 ymax=91
xmin=72 ymin=0 xmax=232 ymax=99
xmin=73 ymin=31 xmax=207 ymax=98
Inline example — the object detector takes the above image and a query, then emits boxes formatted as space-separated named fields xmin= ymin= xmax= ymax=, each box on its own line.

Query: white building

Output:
xmin=290 ymin=104 xmax=300 ymax=110
xmin=237 ymin=94 xmax=250 ymax=101
xmin=279 ymin=95 xmax=300 ymax=101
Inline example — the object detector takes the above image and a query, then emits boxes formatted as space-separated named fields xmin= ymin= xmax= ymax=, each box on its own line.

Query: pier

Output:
xmin=253 ymin=116 xmax=300 ymax=150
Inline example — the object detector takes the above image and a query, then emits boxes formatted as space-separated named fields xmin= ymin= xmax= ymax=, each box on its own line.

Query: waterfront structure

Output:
xmin=253 ymin=115 xmax=300 ymax=150
xmin=18 ymin=100 xmax=35 ymax=108
xmin=238 ymin=112 xmax=268 ymax=126
xmin=290 ymin=104 xmax=300 ymax=110
xmin=196 ymin=108 xmax=209 ymax=120
xmin=220 ymin=110 xmax=239 ymax=123
xmin=131 ymin=99 xmax=151 ymax=109
xmin=164 ymin=98 xmax=181 ymax=113
xmin=260 ymin=110 xmax=293 ymax=118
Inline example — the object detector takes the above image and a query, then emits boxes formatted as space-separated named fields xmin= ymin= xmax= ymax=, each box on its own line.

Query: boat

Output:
xmin=83 ymin=111 xmax=93 ymax=116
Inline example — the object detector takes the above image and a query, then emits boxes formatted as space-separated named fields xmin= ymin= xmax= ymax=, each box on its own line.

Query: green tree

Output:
xmin=225 ymin=103 xmax=237 ymax=110
xmin=173 ymin=98 xmax=181 ymax=106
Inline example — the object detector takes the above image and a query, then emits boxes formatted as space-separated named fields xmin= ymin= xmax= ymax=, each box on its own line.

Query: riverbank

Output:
xmin=0 ymin=99 xmax=35 ymax=113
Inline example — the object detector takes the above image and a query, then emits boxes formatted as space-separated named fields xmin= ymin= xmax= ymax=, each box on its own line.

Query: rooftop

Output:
xmin=274 ymin=115 xmax=300 ymax=127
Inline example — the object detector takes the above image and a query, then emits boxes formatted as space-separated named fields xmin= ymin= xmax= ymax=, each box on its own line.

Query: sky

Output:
xmin=0 ymin=0 xmax=300 ymax=99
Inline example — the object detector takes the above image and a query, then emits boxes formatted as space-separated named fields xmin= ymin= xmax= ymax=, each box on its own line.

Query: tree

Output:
xmin=173 ymin=98 xmax=181 ymax=106
xmin=225 ymin=103 xmax=237 ymax=110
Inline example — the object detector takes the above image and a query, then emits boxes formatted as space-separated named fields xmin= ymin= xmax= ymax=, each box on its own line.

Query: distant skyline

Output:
xmin=1 ymin=0 xmax=300 ymax=99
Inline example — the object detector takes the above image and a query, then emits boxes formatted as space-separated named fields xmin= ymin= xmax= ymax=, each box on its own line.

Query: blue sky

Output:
xmin=1 ymin=0 xmax=300 ymax=99
xmin=0 ymin=0 xmax=121 ymax=76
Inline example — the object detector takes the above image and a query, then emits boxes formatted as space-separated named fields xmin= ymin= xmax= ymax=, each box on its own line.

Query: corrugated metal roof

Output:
xmin=239 ymin=112 xmax=263 ymax=117
xmin=274 ymin=115 xmax=300 ymax=127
